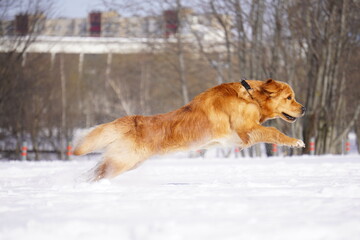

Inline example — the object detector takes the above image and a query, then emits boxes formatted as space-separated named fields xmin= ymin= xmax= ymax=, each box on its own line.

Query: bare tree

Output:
xmin=0 ymin=0 xmax=54 ymax=159
xmin=288 ymin=0 xmax=359 ymax=154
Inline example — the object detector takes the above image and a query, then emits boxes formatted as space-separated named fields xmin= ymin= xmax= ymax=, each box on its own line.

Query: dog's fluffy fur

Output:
xmin=74 ymin=79 xmax=305 ymax=181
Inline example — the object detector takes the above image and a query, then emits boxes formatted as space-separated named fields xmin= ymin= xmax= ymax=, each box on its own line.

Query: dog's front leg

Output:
xmin=245 ymin=126 xmax=305 ymax=148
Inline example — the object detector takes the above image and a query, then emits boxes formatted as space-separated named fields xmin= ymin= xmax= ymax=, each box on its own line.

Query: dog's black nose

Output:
xmin=301 ymin=106 xmax=306 ymax=114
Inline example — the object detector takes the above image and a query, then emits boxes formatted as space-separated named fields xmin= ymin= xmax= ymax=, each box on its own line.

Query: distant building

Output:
xmin=43 ymin=18 xmax=87 ymax=36
xmin=0 ymin=20 xmax=14 ymax=36
xmin=164 ymin=10 xmax=179 ymax=37
xmin=1 ymin=8 xmax=230 ymax=42
xmin=89 ymin=12 xmax=101 ymax=37
xmin=15 ymin=14 xmax=29 ymax=35
xmin=101 ymin=11 xmax=121 ymax=37
xmin=0 ymin=13 xmax=46 ymax=36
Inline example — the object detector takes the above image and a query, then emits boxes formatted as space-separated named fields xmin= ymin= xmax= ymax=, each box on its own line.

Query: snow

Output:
xmin=1 ymin=154 xmax=360 ymax=240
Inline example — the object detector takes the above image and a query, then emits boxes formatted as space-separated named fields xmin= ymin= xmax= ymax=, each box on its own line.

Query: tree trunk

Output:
xmin=176 ymin=0 xmax=189 ymax=105
xmin=60 ymin=54 xmax=67 ymax=160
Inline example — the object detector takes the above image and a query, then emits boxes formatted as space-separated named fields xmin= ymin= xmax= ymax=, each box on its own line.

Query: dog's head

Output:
xmin=260 ymin=79 xmax=305 ymax=123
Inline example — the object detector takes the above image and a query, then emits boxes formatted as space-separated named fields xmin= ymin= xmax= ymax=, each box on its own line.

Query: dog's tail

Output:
xmin=73 ymin=121 xmax=119 ymax=156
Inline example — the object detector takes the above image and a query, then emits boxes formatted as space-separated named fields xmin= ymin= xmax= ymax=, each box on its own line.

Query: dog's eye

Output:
xmin=287 ymin=96 xmax=292 ymax=100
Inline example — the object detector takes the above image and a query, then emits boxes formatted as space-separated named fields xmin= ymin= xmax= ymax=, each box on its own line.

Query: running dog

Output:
xmin=74 ymin=79 xmax=305 ymax=181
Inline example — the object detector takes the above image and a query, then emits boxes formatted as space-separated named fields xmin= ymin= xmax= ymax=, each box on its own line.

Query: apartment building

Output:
xmin=1 ymin=8 xmax=230 ymax=41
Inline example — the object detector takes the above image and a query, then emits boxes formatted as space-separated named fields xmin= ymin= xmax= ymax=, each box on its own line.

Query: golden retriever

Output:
xmin=74 ymin=79 xmax=305 ymax=181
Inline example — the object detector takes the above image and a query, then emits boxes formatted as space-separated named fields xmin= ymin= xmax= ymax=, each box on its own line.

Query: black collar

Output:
xmin=241 ymin=78 xmax=252 ymax=91
xmin=241 ymin=78 xmax=254 ymax=99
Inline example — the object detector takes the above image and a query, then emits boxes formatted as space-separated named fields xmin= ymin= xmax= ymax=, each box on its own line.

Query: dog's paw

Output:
xmin=293 ymin=139 xmax=305 ymax=148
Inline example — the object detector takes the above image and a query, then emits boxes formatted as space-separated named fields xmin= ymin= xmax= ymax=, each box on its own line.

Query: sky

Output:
xmin=55 ymin=0 xmax=105 ymax=18
xmin=4 ymin=0 xmax=105 ymax=19
xmin=6 ymin=0 xmax=196 ymax=19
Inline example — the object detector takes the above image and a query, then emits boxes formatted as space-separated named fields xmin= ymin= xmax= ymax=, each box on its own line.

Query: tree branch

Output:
xmin=332 ymin=104 xmax=360 ymax=146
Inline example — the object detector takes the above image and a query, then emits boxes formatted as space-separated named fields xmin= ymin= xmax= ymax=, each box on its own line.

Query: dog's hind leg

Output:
xmin=86 ymin=131 xmax=152 ymax=181
xmin=88 ymin=158 xmax=139 ymax=182
xmin=88 ymin=147 xmax=150 ymax=182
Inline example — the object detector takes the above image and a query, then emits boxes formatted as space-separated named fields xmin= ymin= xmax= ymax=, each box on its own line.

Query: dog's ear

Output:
xmin=265 ymin=79 xmax=274 ymax=84
xmin=261 ymin=79 xmax=281 ymax=95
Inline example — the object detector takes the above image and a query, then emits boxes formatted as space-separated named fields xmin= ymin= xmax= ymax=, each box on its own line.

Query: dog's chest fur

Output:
xmin=196 ymin=131 xmax=244 ymax=150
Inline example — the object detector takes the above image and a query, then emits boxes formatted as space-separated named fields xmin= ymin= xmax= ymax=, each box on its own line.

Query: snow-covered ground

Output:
xmin=1 ymin=154 xmax=360 ymax=240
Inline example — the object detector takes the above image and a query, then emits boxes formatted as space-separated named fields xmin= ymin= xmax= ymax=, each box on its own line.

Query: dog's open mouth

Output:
xmin=282 ymin=112 xmax=297 ymax=121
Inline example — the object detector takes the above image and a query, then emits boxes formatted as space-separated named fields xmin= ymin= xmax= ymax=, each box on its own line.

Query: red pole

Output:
xmin=345 ymin=140 xmax=350 ymax=154
xmin=67 ymin=142 xmax=73 ymax=159
xmin=234 ymin=147 xmax=240 ymax=158
xmin=310 ymin=137 xmax=315 ymax=155
xmin=272 ymin=144 xmax=278 ymax=156
xmin=21 ymin=141 xmax=27 ymax=161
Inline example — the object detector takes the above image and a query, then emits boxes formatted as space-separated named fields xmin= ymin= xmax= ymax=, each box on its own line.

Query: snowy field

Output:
xmin=1 ymin=154 xmax=360 ymax=240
